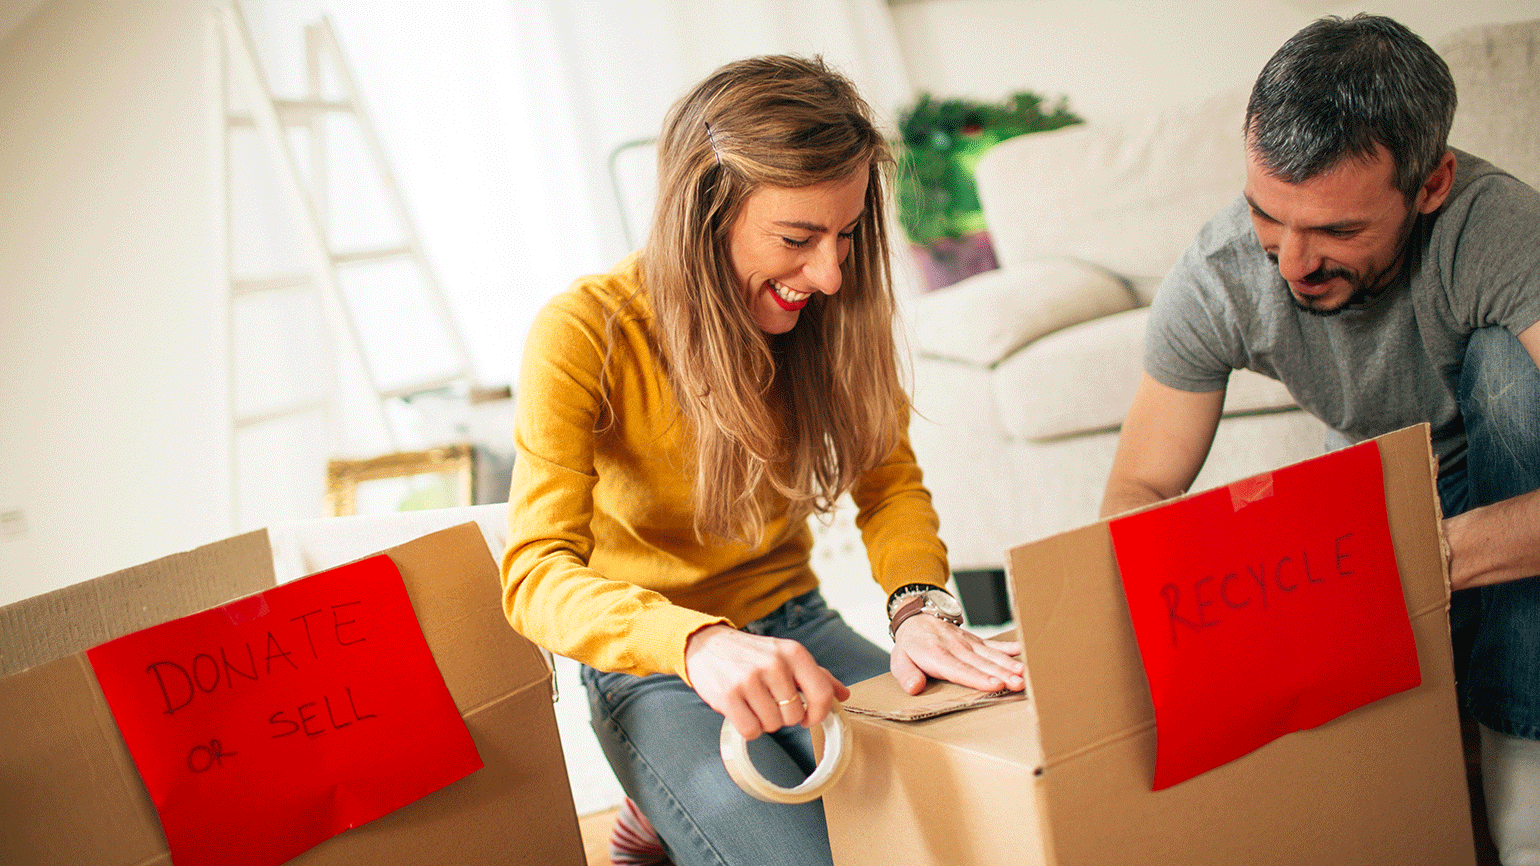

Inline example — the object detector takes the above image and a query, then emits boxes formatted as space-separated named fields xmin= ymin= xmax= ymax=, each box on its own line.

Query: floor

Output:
xmin=578 ymin=808 xmax=620 ymax=866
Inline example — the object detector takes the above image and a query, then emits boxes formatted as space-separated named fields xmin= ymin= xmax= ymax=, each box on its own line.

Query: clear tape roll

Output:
xmin=719 ymin=703 xmax=852 ymax=804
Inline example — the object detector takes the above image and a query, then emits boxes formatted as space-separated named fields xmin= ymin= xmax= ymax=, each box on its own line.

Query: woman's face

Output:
xmin=726 ymin=166 xmax=869 ymax=334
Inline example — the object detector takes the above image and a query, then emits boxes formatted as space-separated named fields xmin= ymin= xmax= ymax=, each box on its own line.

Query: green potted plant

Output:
xmin=895 ymin=90 xmax=1082 ymax=291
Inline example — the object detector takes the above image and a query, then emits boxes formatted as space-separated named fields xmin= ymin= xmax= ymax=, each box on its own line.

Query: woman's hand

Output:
xmin=890 ymin=614 xmax=1024 ymax=696
xmin=684 ymin=624 xmax=849 ymax=740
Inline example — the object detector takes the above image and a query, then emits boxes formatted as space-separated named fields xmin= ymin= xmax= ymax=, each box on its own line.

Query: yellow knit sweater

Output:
xmin=500 ymin=255 xmax=949 ymax=682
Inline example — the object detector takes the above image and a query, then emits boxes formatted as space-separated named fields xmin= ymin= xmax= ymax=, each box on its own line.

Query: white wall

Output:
xmin=891 ymin=0 xmax=1540 ymax=124
xmin=0 ymin=0 xmax=232 ymax=605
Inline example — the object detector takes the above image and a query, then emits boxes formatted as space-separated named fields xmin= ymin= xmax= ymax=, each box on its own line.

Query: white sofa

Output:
xmin=906 ymin=18 xmax=1540 ymax=574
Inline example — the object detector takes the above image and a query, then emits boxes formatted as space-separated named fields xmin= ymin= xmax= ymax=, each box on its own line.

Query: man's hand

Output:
xmin=890 ymin=613 xmax=1024 ymax=695
xmin=684 ymin=624 xmax=848 ymax=741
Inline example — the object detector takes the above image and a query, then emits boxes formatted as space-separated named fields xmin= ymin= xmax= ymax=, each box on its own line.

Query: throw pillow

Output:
xmin=910 ymin=257 xmax=1136 ymax=368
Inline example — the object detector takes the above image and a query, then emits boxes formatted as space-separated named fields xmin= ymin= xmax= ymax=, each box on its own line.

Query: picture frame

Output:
xmin=324 ymin=443 xmax=475 ymax=517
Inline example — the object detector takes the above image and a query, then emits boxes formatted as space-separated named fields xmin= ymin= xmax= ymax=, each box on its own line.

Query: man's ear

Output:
xmin=1416 ymin=151 xmax=1457 ymax=215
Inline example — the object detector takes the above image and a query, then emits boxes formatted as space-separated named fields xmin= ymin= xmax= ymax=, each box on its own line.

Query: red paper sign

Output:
xmin=1109 ymin=440 xmax=1420 ymax=790
xmin=86 ymin=554 xmax=483 ymax=866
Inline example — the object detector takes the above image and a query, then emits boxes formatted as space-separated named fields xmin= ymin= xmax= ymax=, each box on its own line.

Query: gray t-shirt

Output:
xmin=1146 ymin=150 xmax=1540 ymax=473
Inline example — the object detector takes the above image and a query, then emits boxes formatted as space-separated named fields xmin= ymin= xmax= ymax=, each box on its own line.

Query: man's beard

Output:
xmin=1282 ymin=263 xmax=1374 ymax=317
xmin=1269 ymin=213 xmax=1417 ymax=317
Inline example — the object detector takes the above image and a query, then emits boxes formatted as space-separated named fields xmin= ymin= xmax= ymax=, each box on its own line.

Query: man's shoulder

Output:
xmin=1429 ymin=150 xmax=1540 ymax=264
xmin=1193 ymin=193 xmax=1254 ymax=250
xmin=1447 ymin=149 xmax=1538 ymax=203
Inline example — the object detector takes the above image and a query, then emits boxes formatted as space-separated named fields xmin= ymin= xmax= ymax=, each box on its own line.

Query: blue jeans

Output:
xmin=1442 ymin=327 xmax=1540 ymax=740
xmin=582 ymin=589 xmax=891 ymax=866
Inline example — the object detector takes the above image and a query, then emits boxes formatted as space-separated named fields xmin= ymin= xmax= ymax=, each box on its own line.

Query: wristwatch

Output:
xmin=887 ymin=584 xmax=964 ymax=639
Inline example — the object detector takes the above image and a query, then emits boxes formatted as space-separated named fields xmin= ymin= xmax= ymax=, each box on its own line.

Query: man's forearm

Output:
xmin=1099 ymin=476 xmax=1177 ymax=520
xmin=1443 ymin=487 xmax=1540 ymax=590
xmin=1100 ymin=375 xmax=1225 ymax=521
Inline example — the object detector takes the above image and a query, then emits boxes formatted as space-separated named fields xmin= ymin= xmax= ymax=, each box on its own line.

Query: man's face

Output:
xmin=1244 ymin=143 xmax=1418 ymax=315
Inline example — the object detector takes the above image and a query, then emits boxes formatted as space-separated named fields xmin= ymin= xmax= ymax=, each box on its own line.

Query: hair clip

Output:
xmin=704 ymin=121 xmax=722 ymax=166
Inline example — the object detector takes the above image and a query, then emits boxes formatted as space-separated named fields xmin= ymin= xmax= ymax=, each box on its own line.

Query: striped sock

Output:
xmin=608 ymin=797 xmax=670 ymax=866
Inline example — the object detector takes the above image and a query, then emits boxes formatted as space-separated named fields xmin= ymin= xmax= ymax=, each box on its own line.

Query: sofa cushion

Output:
xmin=993 ymin=307 xmax=1150 ymax=441
xmin=993 ymin=307 xmax=1302 ymax=441
xmin=909 ymin=257 xmax=1136 ymax=368
xmin=974 ymin=89 xmax=1249 ymax=304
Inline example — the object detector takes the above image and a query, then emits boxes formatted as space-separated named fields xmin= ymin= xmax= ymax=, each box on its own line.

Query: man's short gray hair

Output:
xmin=1245 ymin=14 xmax=1456 ymax=201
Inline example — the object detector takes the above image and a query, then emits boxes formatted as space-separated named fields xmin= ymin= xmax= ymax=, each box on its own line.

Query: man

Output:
xmin=1100 ymin=15 xmax=1540 ymax=864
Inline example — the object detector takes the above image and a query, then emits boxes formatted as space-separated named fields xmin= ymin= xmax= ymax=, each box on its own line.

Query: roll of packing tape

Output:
xmin=719 ymin=703 xmax=853 ymax=804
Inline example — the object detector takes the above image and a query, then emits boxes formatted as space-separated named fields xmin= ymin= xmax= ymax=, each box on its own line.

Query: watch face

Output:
xmin=925 ymin=590 xmax=964 ymax=618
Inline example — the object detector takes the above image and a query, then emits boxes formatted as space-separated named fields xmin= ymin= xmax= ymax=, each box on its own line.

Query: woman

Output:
xmin=501 ymin=55 xmax=1024 ymax=866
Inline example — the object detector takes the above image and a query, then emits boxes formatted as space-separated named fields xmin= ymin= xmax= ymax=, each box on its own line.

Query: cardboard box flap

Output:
xmin=0 ymin=529 xmax=276 ymax=678
xmin=378 ymin=522 xmax=553 ymax=711
xmin=845 ymin=630 xmax=1026 ymax=722
xmin=1007 ymin=424 xmax=1473 ymax=865
xmin=1375 ymin=423 xmax=1450 ymax=616
xmin=0 ymin=654 xmax=172 ymax=866
xmin=1011 ymin=522 xmax=1155 ymax=763
xmin=844 ymin=676 xmax=1024 ymax=722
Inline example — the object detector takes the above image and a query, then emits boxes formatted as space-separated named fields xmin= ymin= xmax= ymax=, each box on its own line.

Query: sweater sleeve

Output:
xmin=500 ymin=285 xmax=726 ymax=680
xmin=850 ymin=419 xmax=951 ymax=598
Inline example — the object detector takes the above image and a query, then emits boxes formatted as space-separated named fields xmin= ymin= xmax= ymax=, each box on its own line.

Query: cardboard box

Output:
xmin=826 ymin=424 xmax=1475 ymax=865
xmin=0 ymin=522 xmax=585 ymax=866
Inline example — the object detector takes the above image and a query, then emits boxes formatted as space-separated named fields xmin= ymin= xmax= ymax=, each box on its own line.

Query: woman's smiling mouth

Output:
xmin=769 ymin=279 xmax=811 ymax=311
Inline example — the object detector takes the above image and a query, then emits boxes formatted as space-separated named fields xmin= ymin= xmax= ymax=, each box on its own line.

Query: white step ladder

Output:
xmin=209 ymin=4 xmax=477 ymax=524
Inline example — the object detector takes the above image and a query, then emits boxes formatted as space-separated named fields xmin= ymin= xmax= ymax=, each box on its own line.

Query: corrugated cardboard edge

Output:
xmin=0 ymin=529 xmax=276 ymax=678
xmin=1008 ymin=424 xmax=1474 ymax=866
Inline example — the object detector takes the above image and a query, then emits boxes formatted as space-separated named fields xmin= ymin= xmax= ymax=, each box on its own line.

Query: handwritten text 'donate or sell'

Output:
xmin=142 ymin=601 xmax=379 ymax=746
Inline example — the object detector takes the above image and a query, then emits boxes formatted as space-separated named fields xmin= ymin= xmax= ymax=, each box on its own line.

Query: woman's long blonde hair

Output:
xmin=641 ymin=55 xmax=907 ymax=544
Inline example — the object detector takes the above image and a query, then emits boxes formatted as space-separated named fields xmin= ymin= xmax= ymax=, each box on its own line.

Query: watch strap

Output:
xmin=888 ymin=595 xmax=929 ymax=640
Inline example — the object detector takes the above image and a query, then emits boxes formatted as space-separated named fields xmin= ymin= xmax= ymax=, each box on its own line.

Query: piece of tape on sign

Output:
xmin=719 ymin=704 xmax=852 ymax=803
